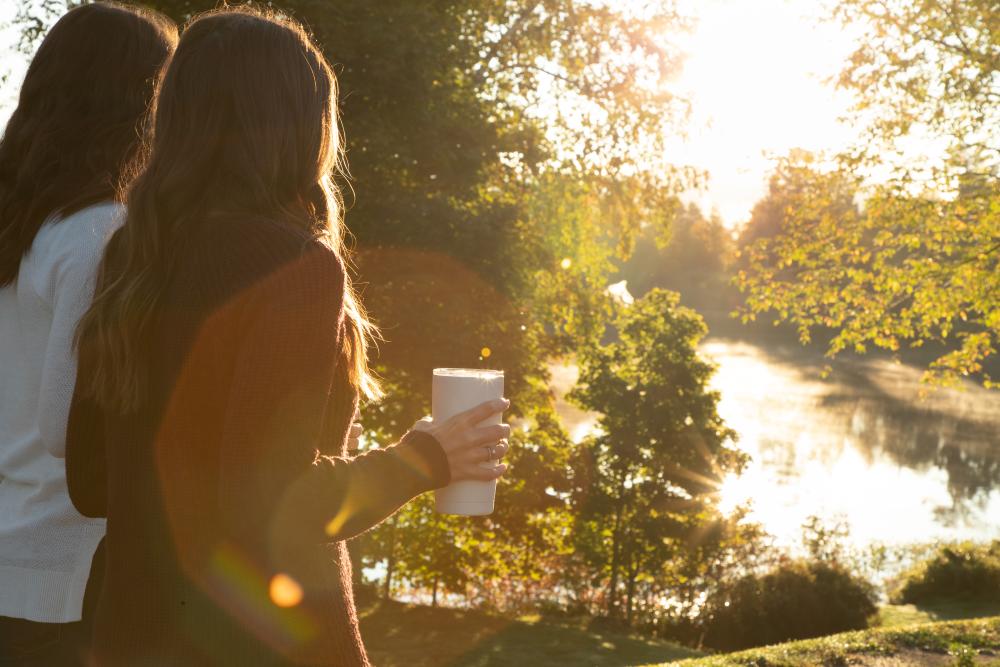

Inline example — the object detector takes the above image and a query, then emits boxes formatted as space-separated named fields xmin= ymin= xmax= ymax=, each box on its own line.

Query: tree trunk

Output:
xmin=625 ymin=562 xmax=639 ymax=627
xmin=432 ymin=575 xmax=439 ymax=607
xmin=521 ymin=543 xmax=533 ymax=609
xmin=607 ymin=494 xmax=623 ymax=618
xmin=383 ymin=519 xmax=396 ymax=600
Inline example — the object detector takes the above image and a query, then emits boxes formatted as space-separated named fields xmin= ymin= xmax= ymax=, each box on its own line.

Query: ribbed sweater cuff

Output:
xmin=395 ymin=430 xmax=451 ymax=490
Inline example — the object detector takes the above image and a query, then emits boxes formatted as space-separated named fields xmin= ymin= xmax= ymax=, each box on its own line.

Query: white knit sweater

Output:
xmin=0 ymin=202 xmax=121 ymax=623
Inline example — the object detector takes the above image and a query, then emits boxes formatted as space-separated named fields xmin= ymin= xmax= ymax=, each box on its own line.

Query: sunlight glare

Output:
xmin=269 ymin=573 xmax=303 ymax=608
xmin=664 ymin=0 xmax=858 ymax=225
xmin=701 ymin=340 xmax=1000 ymax=550
xmin=716 ymin=472 xmax=752 ymax=516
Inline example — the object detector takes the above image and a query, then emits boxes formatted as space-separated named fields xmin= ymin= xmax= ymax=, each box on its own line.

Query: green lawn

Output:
xmin=879 ymin=601 xmax=1000 ymax=628
xmin=358 ymin=600 xmax=702 ymax=667
xmin=358 ymin=599 xmax=1000 ymax=667
xmin=661 ymin=617 xmax=1000 ymax=667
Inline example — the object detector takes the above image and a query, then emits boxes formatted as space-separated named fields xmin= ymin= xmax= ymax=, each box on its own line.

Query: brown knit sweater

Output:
xmin=66 ymin=216 xmax=450 ymax=666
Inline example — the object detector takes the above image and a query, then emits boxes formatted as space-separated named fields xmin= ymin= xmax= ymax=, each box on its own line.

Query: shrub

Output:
xmin=535 ymin=598 xmax=579 ymax=619
xmin=894 ymin=541 xmax=1000 ymax=604
xmin=699 ymin=559 xmax=878 ymax=651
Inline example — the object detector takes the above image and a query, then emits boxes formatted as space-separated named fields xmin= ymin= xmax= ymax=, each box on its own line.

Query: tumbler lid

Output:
xmin=433 ymin=368 xmax=504 ymax=378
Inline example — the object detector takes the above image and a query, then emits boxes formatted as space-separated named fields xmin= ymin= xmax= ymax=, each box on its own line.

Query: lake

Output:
xmin=550 ymin=339 xmax=1000 ymax=550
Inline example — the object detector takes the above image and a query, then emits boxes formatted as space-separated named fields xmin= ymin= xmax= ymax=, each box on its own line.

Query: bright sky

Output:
xmin=666 ymin=0 xmax=859 ymax=226
xmin=0 ymin=2 xmax=26 ymax=120
xmin=0 ymin=0 xmax=861 ymax=228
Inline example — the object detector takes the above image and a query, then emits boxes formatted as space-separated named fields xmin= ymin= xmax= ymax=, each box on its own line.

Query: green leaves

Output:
xmin=833 ymin=0 xmax=999 ymax=177
xmin=738 ymin=152 xmax=999 ymax=388
xmin=736 ymin=1 xmax=998 ymax=386
xmin=568 ymin=288 xmax=746 ymax=619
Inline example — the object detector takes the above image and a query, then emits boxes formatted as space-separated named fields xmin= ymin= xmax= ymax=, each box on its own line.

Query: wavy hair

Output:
xmin=78 ymin=5 xmax=382 ymax=413
xmin=0 ymin=2 xmax=177 ymax=286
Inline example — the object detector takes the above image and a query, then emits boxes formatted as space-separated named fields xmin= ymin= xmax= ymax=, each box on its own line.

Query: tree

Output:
xmin=738 ymin=0 xmax=999 ymax=387
xmin=619 ymin=201 xmax=738 ymax=323
xmin=739 ymin=154 xmax=999 ymax=386
xmin=832 ymin=0 xmax=998 ymax=176
xmin=569 ymin=289 xmax=745 ymax=623
xmin=376 ymin=496 xmax=472 ymax=607
xmin=16 ymin=0 xmax=696 ymax=394
xmin=737 ymin=150 xmax=858 ymax=253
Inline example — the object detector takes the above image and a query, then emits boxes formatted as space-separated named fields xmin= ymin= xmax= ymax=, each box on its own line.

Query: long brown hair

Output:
xmin=0 ymin=2 xmax=177 ymax=286
xmin=78 ymin=5 xmax=381 ymax=413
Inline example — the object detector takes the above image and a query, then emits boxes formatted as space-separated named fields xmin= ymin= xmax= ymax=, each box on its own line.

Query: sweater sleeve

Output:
xmin=65 ymin=355 xmax=108 ymax=518
xmin=217 ymin=241 xmax=450 ymax=548
xmin=37 ymin=208 xmax=120 ymax=458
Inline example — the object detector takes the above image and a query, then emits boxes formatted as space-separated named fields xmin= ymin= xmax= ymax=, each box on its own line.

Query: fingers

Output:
xmin=489 ymin=440 xmax=509 ymax=461
xmin=455 ymin=398 xmax=509 ymax=428
xmin=454 ymin=462 xmax=508 ymax=482
xmin=451 ymin=440 xmax=510 ymax=482
xmin=460 ymin=440 xmax=509 ymax=464
xmin=463 ymin=423 xmax=511 ymax=448
xmin=472 ymin=463 xmax=507 ymax=481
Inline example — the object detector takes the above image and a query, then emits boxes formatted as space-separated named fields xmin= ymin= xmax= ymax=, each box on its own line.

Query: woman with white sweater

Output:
xmin=0 ymin=4 xmax=176 ymax=664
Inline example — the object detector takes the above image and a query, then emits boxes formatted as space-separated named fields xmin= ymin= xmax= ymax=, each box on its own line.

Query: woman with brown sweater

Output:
xmin=65 ymin=7 xmax=509 ymax=666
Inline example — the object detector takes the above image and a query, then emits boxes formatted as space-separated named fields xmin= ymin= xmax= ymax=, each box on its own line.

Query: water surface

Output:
xmin=551 ymin=340 xmax=1000 ymax=549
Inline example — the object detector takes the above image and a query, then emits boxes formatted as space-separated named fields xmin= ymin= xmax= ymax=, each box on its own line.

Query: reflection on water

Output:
xmin=548 ymin=363 xmax=599 ymax=443
xmin=706 ymin=341 xmax=1000 ymax=547
xmin=550 ymin=341 xmax=1000 ymax=548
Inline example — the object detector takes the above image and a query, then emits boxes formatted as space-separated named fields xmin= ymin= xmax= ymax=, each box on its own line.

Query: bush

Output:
xmin=699 ymin=559 xmax=878 ymax=651
xmin=535 ymin=599 xmax=581 ymax=619
xmin=894 ymin=541 xmax=1000 ymax=604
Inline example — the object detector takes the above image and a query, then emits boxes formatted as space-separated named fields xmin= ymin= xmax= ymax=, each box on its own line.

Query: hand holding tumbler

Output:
xmin=432 ymin=368 xmax=506 ymax=515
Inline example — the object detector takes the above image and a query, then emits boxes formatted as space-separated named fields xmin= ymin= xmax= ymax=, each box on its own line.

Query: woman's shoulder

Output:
xmin=184 ymin=215 xmax=345 ymax=295
xmin=21 ymin=201 xmax=123 ymax=297
xmin=226 ymin=216 xmax=341 ymax=271
xmin=31 ymin=201 xmax=123 ymax=259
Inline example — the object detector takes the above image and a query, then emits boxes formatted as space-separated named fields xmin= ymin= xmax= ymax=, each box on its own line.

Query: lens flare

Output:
xmin=269 ymin=573 xmax=303 ymax=608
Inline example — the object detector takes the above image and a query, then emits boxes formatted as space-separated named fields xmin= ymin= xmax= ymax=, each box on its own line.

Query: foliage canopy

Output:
xmin=738 ymin=1 xmax=999 ymax=387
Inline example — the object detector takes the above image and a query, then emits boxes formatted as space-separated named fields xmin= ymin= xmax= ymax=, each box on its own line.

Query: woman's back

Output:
xmin=70 ymin=216 xmax=366 ymax=665
xmin=0 ymin=203 xmax=119 ymax=623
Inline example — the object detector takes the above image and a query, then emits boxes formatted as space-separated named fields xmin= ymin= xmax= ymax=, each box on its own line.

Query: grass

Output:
xmin=358 ymin=598 xmax=1000 ymax=667
xmin=879 ymin=601 xmax=1000 ymax=628
xmin=660 ymin=617 xmax=1000 ymax=667
xmin=358 ymin=599 xmax=702 ymax=667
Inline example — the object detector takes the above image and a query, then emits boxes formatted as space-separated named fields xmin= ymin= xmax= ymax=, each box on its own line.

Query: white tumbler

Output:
xmin=432 ymin=368 xmax=504 ymax=515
